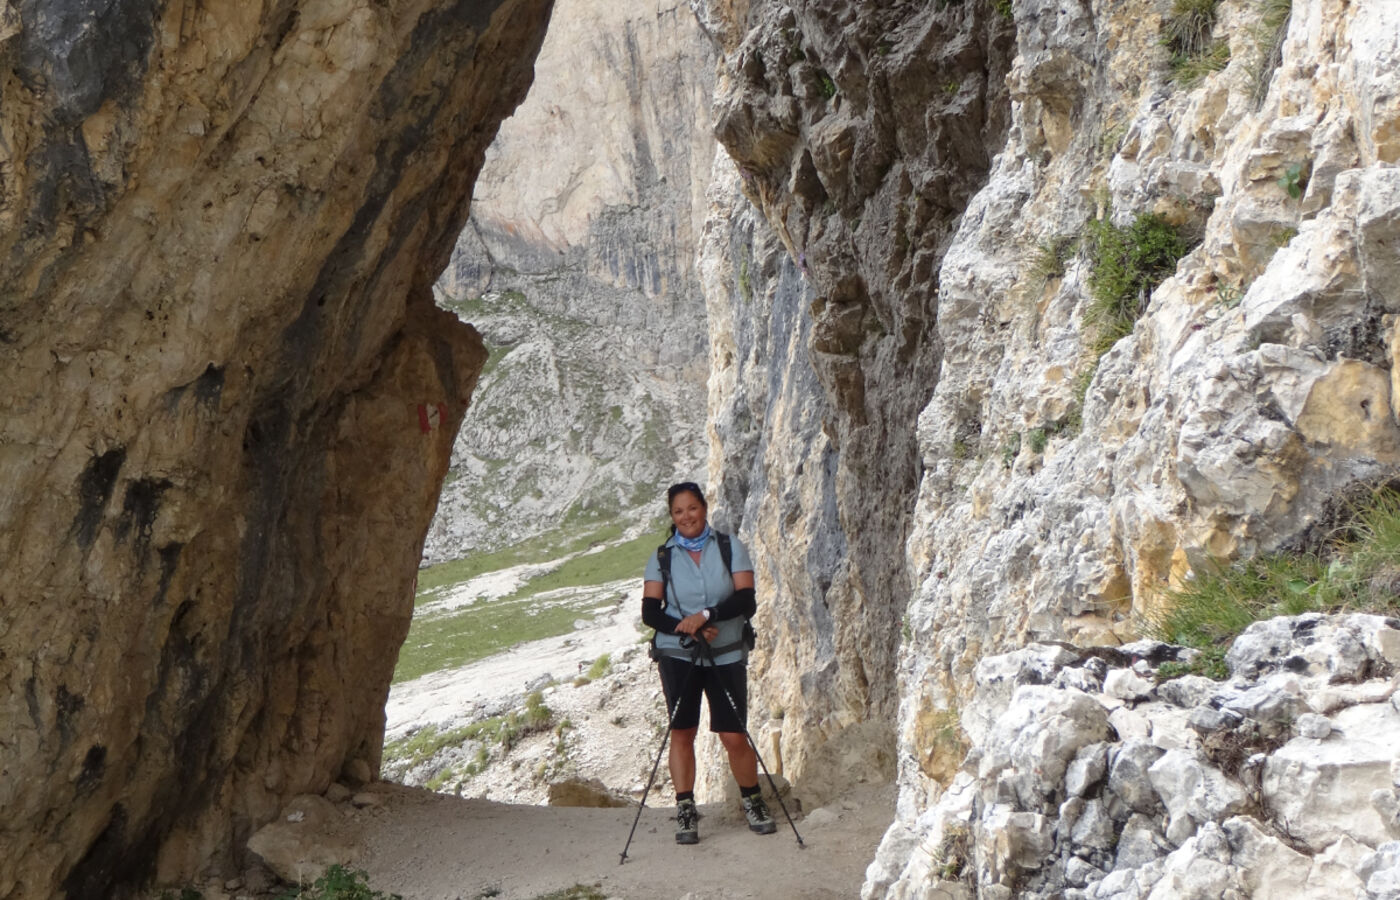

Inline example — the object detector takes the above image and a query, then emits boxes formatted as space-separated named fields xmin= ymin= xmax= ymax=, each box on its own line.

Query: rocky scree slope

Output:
xmin=423 ymin=0 xmax=720 ymax=562
xmin=865 ymin=614 xmax=1400 ymax=899
xmin=0 ymin=1 xmax=552 ymax=897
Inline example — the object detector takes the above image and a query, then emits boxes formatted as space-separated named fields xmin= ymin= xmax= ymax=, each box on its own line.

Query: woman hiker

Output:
xmin=640 ymin=481 xmax=776 ymax=844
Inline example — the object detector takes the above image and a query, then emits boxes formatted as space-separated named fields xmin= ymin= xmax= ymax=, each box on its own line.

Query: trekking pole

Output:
xmin=698 ymin=637 xmax=805 ymax=847
xmin=619 ymin=641 xmax=705 ymax=864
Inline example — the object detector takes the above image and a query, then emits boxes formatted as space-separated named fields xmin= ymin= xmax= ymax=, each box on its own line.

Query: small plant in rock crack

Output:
xmin=817 ymin=70 xmax=837 ymax=99
xmin=1154 ymin=648 xmax=1228 ymax=682
xmin=1162 ymin=0 xmax=1229 ymax=85
xmin=1026 ymin=427 xmax=1051 ymax=455
xmin=1030 ymin=234 xmax=1079 ymax=284
xmin=1084 ymin=207 xmax=1191 ymax=358
xmin=1000 ymin=432 xmax=1022 ymax=469
xmin=933 ymin=825 xmax=971 ymax=881
xmin=1216 ymin=280 xmax=1245 ymax=308
xmin=1249 ymin=0 xmax=1294 ymax=107
xmin=1277 ymin=163 xmax=1308 ymax=200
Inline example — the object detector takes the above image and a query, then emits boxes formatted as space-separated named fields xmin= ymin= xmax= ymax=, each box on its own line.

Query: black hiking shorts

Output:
xmin=657 ymin=657 xmax=747 ymax=733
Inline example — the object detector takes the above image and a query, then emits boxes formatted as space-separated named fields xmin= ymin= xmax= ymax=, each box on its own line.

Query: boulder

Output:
xmin=1108 ymin=741 xmax=1166 ymax=816
xmin=967 ymin=645 xmax=1084 ymax=744
xmin=1360 ymin=842 xmax=1400 ymax=900
xmin=245 ymin=795 xmax=360 ymax=886
xmin=1225 ymin=615 xmax=1390 ymax=683
xmin=1156 ymin=676 xmax=1219 ymax=710
xmin=1065 ymin=743 xmax=1109 ymax=798
xmin=1143 ymin=824 xmax=1238 ymax=900
xmin=1104 ymin=669 xmax=1155 ymax=702
xmin=547 ymin=777 xmax=631 ymax=808
xmin=1115 ymin=814 xmax=1172 ymax=870
xmin=1261 ymin=701 xmax=1400 ymax=850
xmin=979 ymin=686 xmax=1113 ymax=805
xmin=1148 ymin=749 xmax=1246 ymax=839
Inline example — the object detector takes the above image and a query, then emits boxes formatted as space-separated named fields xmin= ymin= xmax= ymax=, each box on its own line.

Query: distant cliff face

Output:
xmin=425 ymin=0 xmax=718 ymax=562
xmin=0 ymin=2 xmax=550 ymax=896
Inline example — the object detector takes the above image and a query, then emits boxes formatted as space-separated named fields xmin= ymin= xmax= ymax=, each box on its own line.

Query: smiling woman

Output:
xmin=638 ymin=481 xmax=774 ymax=845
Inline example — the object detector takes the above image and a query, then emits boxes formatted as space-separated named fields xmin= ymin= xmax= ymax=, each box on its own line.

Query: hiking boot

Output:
xmin=742 ymin=794 xmax=777 ymax=834
xmin=675 ymin=798 xmax=699 ymax=844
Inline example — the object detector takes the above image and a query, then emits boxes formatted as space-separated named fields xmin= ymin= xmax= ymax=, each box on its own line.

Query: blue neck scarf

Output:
xmin=674 ymin=525 xmax=711 ymax=553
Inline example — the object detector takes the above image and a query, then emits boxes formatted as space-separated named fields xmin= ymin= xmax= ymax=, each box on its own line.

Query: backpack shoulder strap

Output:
xmin=717 ymin=532 xmax=732 ymax=573
xmin=656 ymin=543 xmax=672 ymax=603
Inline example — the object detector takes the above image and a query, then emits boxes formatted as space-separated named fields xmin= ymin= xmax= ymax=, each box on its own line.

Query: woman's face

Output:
xmin=670 ymin=491 xmax=708 ymax=539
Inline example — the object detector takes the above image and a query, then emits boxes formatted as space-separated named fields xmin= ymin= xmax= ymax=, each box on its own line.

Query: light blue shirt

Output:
xmin=645 ymin=532 xmax=754 ymax=666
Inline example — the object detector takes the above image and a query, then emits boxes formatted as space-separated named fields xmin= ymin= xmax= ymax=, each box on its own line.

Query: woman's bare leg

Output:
xmin=717 ymin=730 xmax=758 ymax=787
xmin=669 ymin=727 xmax=699 ymax=793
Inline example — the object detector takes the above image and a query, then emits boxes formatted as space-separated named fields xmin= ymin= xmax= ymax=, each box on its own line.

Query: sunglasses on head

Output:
xmin=668 ymin=482 xmax=704 ymax=501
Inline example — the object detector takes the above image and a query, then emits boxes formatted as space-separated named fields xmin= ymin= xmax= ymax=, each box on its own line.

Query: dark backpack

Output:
xmin=650 ymin=532 xmax=756 ymax=661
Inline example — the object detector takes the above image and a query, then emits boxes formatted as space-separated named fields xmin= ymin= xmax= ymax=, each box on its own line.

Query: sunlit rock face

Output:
xmin=425 ymin=0 xmax=718 ymax=561
xmin=0 ymin=1 xmax=551 ymax=896
xmin=865 ymin=617 xmax=1400 ymax=899
xmin=696 ymin=0 xmax=1400 ymax=888
xmin=693 ymin=0 xmax=1016 ymax=799
xmin=897 ymin=0 xmax=1400 ymax=830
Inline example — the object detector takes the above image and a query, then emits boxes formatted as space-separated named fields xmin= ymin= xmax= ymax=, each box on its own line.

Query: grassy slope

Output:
xmin=395 ymin=525 xmax=664 ymax=684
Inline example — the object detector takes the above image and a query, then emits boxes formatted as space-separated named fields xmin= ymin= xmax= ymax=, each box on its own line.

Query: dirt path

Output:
xmin=352 ymin=779 xmax=894 ymax=900
xmin=362 ymin=580 xmax=894 ymax=899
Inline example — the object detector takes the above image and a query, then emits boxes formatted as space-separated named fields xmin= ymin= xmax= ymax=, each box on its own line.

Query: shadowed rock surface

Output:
xmin=694 ymin=0 xmax=1017 ymax=802
xmin=6 ymin=0 xmax=1400 ymax=895
xmin=0 ymin=1 xmax=552 ymax=896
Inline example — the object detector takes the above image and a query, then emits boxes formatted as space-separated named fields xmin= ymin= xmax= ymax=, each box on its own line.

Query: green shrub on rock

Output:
xmin=276 ymin=865 xmax=402 ymax=900
xmin=1151 ymin=488 xmax=1400 ymax=679
xmin=1084 ymin=210 xmax=1189 ymax=357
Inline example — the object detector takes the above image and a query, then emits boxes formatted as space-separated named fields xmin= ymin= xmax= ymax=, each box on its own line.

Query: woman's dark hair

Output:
xmin=667 ymin=481 xmax=707 ymax=508
xmin=666 ymin=482 xmax=706 ymax=535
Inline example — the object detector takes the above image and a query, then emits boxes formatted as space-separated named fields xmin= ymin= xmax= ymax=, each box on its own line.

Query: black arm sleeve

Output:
xmin=708 ymin=587 xmax=756 ymax=621
xmin=641 ymin=596 xmax=678 ymax=634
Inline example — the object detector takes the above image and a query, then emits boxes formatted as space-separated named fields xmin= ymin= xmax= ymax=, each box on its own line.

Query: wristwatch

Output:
xmin=701 ymin=608 xmax=711 ymax=621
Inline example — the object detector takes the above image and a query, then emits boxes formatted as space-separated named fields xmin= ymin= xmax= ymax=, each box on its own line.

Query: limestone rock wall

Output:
xmin=693 ymin=0 xmax=1017 ymax=795
xmin=425 ymin=0 xmax=718 ymax=560
xmin=899 ymin=0 xmax=1400 ymax=826
xmin=694 ymin=0 xmax=1400 ymax=887
xmin=0 ymin=1 xmax=552 ymax=897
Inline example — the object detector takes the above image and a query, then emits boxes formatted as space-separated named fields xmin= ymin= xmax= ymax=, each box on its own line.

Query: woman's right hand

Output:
xmin=675 ymin=612 xmax=709 ymax=636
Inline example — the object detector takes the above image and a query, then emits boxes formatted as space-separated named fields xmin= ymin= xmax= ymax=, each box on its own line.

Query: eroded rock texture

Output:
xmin=864 ymin=616 xmax=1400 ymax=899
xmin=0 ymin=1 xmax=552 ymax=896
xmin=694 ymin=0 xmax=1016 ymax=797
xmin=696 ymin=0 xmax=1400 ymax=888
